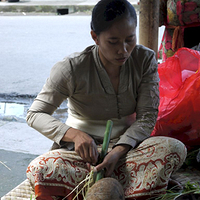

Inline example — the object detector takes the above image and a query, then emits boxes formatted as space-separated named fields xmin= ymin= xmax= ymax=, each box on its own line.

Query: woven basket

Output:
xmin=1 ymin=179 xmax=35 ymax=200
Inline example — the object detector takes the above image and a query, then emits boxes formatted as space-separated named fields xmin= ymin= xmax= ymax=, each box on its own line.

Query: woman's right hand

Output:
xmin=62 ymin=128 xmax=99 ymax=165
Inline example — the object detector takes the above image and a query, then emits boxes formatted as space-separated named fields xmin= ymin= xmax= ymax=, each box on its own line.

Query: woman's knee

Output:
xmin=149 ymin=136 xmax=187 ymax=167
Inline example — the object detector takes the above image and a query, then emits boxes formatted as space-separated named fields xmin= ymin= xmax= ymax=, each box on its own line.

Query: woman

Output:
xmin=26 ymin=0 xmax=186 ymax=199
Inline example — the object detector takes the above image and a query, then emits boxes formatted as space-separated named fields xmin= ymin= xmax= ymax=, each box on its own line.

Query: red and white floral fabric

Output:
xmin=27 ymin=136 xmax=186 ymax=200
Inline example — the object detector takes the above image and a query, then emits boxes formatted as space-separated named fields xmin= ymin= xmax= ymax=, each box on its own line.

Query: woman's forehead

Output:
xmin=103 ymin=18 xmax=136 ymax=38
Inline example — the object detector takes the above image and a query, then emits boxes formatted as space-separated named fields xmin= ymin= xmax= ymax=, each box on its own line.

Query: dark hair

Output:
xmin=91 ymin=0 xmax=137 ymax=35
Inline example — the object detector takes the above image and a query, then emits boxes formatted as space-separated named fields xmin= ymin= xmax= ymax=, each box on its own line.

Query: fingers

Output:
xmin=95 ymin=159 xmax=114 ymax=177
xmin=94 ymin=150 xmax=121 ymax=177
xmin=89 ymin=142 xmax=98 ymax=165
xmin=75 ymin=139 xmax=98 ymax=165
xmin=94 ymin=162 xmax=104 ymax=172
xmin=95 ymin=164 xmax=113 ymax=177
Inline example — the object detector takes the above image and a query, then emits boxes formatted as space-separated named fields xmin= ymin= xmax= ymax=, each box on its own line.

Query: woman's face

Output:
xmin=91 ymin=17 xmax=137 ymax=69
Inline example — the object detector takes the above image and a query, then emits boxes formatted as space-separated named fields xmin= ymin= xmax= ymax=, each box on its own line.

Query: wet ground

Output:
xmin=0 ymin=94 xmax=68 ymax=123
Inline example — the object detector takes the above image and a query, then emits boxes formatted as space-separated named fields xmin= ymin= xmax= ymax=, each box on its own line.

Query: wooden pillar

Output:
xmin=139 ymin=0 xmax=160 ymax=57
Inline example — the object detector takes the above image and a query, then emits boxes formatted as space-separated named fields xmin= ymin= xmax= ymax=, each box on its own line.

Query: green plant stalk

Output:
xmin=30 ymin=194 xmax=37 ymax=200
xmin=154 ymin=181 xmax=200 ymax=200
xmin=95 ymin=120 xmax=113 ymax=182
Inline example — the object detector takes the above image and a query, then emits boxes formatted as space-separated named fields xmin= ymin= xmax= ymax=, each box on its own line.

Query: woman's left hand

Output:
xmin=94 ymin=144 xmax=131 ymax=177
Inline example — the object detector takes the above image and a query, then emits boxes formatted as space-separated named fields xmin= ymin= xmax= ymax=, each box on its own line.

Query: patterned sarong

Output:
xmin=27 ymin=136 xmax=186 ymax=200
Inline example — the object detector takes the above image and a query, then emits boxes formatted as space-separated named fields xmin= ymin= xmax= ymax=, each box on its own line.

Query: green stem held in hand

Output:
xmin=95 ymin=120 xmax=113 ymax=182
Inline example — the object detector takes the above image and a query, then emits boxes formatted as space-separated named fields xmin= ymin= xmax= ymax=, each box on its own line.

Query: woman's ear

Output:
xmin=91 ymin=30 xmax=99 ymax=45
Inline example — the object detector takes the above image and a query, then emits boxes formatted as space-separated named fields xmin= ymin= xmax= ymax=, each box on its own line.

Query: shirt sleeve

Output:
xmin=26 ymin=58 xmax=74 ymax=145
xmin=115 ymin=51 xmax=160 ymax=149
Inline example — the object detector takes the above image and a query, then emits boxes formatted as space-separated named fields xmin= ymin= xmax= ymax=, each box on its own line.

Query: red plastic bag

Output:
xmin=151 ymin=48 xmax=200 ymax=150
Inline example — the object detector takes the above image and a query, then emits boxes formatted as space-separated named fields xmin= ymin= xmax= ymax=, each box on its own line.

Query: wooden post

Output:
xmin=139 ymin=0 xmax=160 ymax=57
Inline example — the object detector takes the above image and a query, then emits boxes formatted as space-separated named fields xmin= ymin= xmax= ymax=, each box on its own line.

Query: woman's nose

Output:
xmin=118 ymin=43 xmax=128 ymax=54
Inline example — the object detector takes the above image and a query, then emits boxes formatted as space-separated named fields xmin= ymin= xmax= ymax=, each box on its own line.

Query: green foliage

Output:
xmin=153 ymin=182 xmax=200 ymax=200
xmin=184 ymin=181 xmax=200 ymax=193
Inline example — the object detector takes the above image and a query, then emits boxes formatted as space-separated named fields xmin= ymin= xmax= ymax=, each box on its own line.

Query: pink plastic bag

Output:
xmin=151 ymin=48 xmax=200 ymax=150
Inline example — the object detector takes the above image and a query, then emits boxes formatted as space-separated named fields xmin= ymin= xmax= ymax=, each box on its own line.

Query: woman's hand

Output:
xmin=95 ymin=144 xmax=131 ymax=177
xmin=62 ymin=128 xmax=99 ymax=165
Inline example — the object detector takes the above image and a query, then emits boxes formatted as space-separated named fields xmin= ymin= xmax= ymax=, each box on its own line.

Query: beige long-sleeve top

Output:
xmin=27 ymin=45 xmax=159 ymax=150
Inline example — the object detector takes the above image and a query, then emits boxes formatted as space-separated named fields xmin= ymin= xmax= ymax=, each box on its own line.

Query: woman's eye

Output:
xmin=126 ymin=39 xmax=134 ymax=43
xmin=108 ymin=41 xmax=118 ymax=45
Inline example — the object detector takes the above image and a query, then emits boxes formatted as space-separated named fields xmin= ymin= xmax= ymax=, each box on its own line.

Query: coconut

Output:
xmin=85 ymin=177 xmax=125 ymax=200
